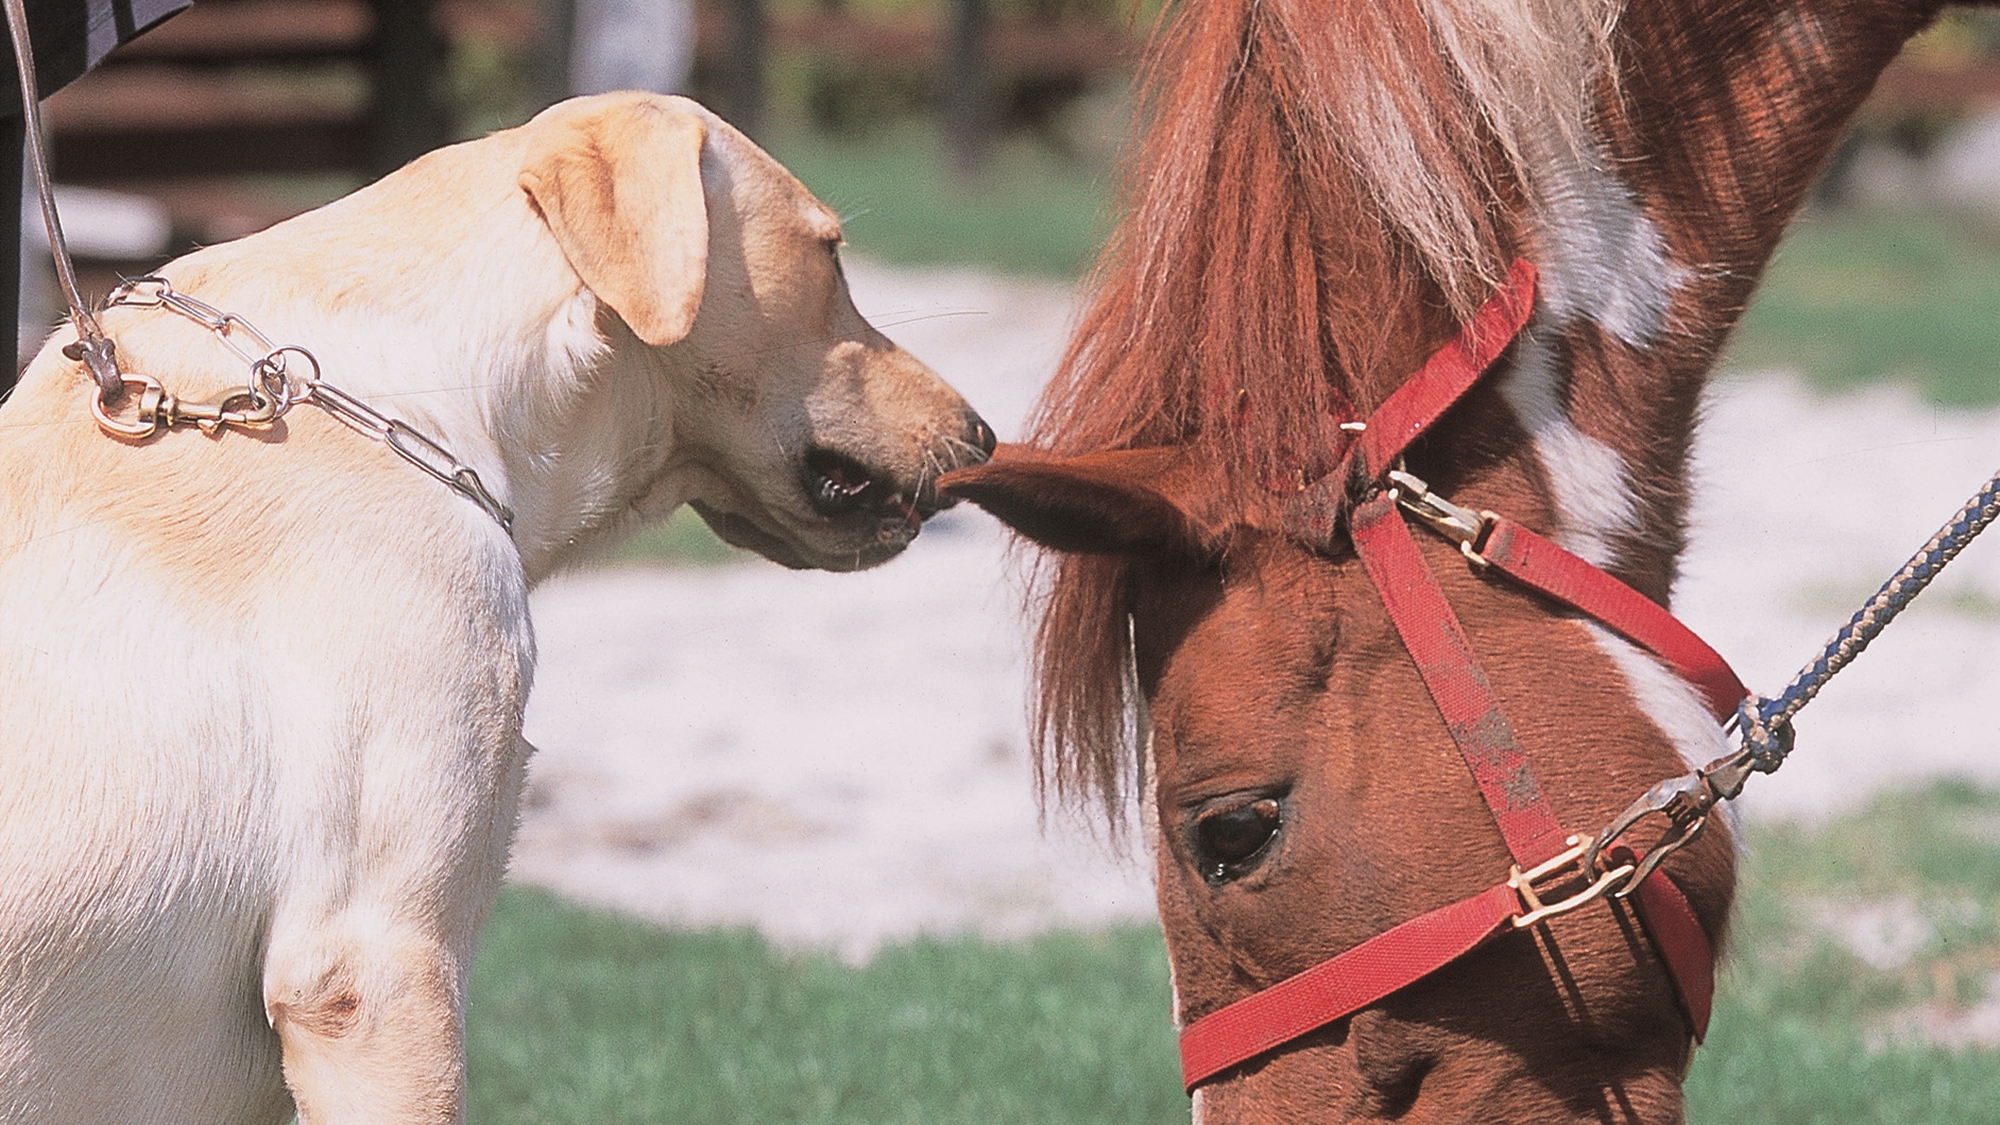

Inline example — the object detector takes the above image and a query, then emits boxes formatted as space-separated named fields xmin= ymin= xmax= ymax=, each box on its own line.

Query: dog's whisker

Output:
xmin=855 ymin=309 xmax=992 ymax=331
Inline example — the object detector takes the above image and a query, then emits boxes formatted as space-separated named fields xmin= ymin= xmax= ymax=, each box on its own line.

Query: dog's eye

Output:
xmin=1191 ymin=797 xmax=1282 ymax=883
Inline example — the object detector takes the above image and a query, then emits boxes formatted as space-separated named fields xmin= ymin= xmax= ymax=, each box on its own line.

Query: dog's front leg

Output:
xmin=259 ymin=741 xmax=521 ymax=1124
xmin=264 ymin=915 xmax=469 ymax=1124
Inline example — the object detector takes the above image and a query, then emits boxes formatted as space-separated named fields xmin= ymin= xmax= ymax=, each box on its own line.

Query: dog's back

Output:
xmin=0 ymin=112 xmax=571 ymax=1123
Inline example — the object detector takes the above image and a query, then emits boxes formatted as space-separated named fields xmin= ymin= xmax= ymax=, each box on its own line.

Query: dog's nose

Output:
xmin=963 ymin=408 xmax=997 ymax=460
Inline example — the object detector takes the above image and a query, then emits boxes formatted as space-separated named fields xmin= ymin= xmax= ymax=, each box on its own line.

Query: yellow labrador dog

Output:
xmin=0 ymin=93 xmax=991 ymax=1124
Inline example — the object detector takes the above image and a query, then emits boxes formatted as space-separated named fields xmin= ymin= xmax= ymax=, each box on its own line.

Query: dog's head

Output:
xmin=517 ymin=93 xmax=994 ymax=571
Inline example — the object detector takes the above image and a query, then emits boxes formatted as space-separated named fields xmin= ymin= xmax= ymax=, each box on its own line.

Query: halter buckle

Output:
xmin=1387 ymin=469 xmax=1495 ymax=565
xmin=1509 ymin=836 xmax=1636 ymax=929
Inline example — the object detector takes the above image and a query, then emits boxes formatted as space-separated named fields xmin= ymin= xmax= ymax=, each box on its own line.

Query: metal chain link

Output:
xmin=309 ymin=381 xmax=517 ymax=531
xmin=98 ymin=277 xmax=515 ymax=533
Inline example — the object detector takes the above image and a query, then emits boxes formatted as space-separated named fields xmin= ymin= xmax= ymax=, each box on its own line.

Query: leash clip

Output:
xmin=90 ymin=374 xmax=283 ymax=439
xmin=170 ymin=384 xmax=284 ymax=433
xmin=1586 ymin=747 xmax=1755 ymax=896
xmin=1386 ymin=469 xmax=1495 ymax=566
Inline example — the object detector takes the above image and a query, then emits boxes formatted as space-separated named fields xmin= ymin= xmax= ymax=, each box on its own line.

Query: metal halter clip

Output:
xmin=1585 ymin=747 xmax=1756 ymax=897
xmin=1509 ymin=835 xmax=1636 ymax=929
xmin=1386 ymin=469 xmax=1495 ymax=566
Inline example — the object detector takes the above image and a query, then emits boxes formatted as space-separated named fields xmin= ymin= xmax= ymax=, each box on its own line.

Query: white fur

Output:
xmin=1501 ymin=128 xmax=1687 ymax=568
xmin=1583 ymin=623 xmax=1733 ymax=772
xmin=1528 ymin=151 xmax=1685 ymax=348
xmin=1505 ymin=124 xmax=1729 ymax=799
xmin=0 ymin=93 xmax=981 ymax=1125
xmin=1500 ymin=327 xmax=1641 ymax=568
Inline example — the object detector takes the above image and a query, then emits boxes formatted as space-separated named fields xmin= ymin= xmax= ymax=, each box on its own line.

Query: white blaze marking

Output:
xmin=1530 ymin=153 xmax=1687 ymax=348
xmin=1584 ymin=622 xmax=1732 ymax=771
xmin=1500 ymin=140 xmax=1686 ymax=565
xmin=1500 ymin=327 xmax=1638 ymax=568
xmin=1502 ymin=136 xmax=1728 ymax=784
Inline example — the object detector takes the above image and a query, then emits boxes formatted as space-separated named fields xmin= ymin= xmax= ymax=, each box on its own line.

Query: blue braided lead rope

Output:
xmin=1738 ymin=466 xmax=2000 ymax=772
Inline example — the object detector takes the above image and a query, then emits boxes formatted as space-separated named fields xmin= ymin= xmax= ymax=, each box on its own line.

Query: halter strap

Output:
xmin=1351 ymin=491 xmax=1570 ymax=869
xmin=1286 ymin=259 xmax=1539 ymax=547
xmin=1352 ymin=257 xmax=1540 ymax=479
xmin=1180 ymin=259 xmax=1727 ymax=1092
xmin=1475 ymin=515 xmax=1744 ymax=721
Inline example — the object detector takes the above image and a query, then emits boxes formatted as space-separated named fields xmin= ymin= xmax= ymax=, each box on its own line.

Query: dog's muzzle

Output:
xmin=802 ymin=407 xmax=997 ymax=523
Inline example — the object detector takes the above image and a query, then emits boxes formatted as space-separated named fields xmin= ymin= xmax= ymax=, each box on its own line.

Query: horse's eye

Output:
xmin=1193 ymin=798 xmax=1282 ymax=882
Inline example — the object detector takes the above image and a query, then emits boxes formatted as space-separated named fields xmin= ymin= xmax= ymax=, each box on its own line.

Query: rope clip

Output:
xmin=1509 ymin=835 xmax=1636 ymax=929
xmin=1585 ymin=747 xmax=1756 ymax=896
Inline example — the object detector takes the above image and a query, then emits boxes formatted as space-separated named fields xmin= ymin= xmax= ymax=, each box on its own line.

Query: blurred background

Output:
xmin=27 ymin=4 xmax=2000 ymax=1121
xmin=29 ymin=2 xmax=2000 ymax=395
xmin=24 ymin=0 xmax=1141 ymax=317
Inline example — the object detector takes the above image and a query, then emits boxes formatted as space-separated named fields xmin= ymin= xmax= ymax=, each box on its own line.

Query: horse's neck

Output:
xmin=1520 ymin=0 xmax=1945 ymax=601
xmin=1615 ymin=0 xmax=1943 ymax=331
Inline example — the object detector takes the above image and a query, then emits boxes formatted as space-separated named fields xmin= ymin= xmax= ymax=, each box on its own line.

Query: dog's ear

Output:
xmin=520 ymin=99 xmax=709 ymax=347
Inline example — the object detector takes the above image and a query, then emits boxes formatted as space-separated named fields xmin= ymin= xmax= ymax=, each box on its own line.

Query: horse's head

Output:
xmin=945 ymin=0 xmax=1954 ymax=1116
xmin=946 ymin=441 xmax=1734 ymax=1121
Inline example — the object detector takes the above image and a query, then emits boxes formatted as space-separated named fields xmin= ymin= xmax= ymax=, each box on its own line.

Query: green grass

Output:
xmin=467 ymin=892 xmax=1185 ymax=1123
xmin=468 ymin=783 xmax=2000 ymax=1121
xmin=1727 ymin=206 xmax=2000 ymax=407
xmin=1688 ymin=781 xmax=2000 ymax=1122
xmin=768 ymin=126 xmax=1115 ymax=278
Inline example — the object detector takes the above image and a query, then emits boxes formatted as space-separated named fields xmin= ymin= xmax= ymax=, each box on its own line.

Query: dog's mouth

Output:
xmin=688 ymin=487 xmax=919 ymax=572
xmin=684 ymin=450 xmax=930 ymax=572
xmin=687 ymin=425 xmax=994 ymax=573
xmin=801 ymin=448 xmax=929 ymax=524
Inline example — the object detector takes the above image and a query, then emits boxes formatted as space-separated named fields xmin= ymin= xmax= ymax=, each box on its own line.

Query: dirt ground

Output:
xmin=509 ymin=261 xmax=2000 ymax=955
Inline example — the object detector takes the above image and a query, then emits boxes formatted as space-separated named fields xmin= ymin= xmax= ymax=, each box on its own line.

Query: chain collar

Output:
xmin=92 ymin=277 xmax=515 ymax=534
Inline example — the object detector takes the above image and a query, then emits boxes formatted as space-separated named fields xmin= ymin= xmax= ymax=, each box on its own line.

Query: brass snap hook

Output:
xmin=1386 ymin=468 xmax=1497 ymax=567
xmin=90 ymin=374 xmax=165 ymax=438
xmin=175 ymin=385 xmax=282 ymax=433
xmin=1585 ymin=748 xmax=1756 ymax=897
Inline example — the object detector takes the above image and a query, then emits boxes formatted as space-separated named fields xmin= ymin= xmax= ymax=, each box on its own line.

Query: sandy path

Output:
xmin=511 ymin=261 xmax=2000 ymax=953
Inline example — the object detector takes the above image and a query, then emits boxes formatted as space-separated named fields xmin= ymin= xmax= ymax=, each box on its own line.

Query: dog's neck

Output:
xmin=143 ymin=201 xmax=689 ymax=586
xmin=362 ymin=287 xmax=696 ymax=585
xmin=486 ymin=291 xmax=701 ymax=582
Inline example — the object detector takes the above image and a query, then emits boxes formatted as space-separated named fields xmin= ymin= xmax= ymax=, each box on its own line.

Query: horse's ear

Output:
xmin=938 ymin=444 xmax=1217 ymax=554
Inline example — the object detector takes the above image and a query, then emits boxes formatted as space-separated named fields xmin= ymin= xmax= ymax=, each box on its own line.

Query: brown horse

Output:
xmin=941 ymin=0 xmax=1971 ymax=1120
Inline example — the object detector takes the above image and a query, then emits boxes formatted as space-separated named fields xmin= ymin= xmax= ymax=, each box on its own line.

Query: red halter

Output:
xmin=1179 ymin=260 xmax=1735 ymax=1092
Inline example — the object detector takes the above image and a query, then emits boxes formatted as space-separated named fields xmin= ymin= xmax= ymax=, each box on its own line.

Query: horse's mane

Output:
xmin=1028 ymin=0 xmax=1625 ymax=814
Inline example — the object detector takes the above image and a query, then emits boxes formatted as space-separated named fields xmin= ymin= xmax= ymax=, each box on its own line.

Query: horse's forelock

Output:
xmin=1026 ymin=0 xmax=1626 ymax=815
xmin=1301 ymin=0 xmax=1623 ymax=317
